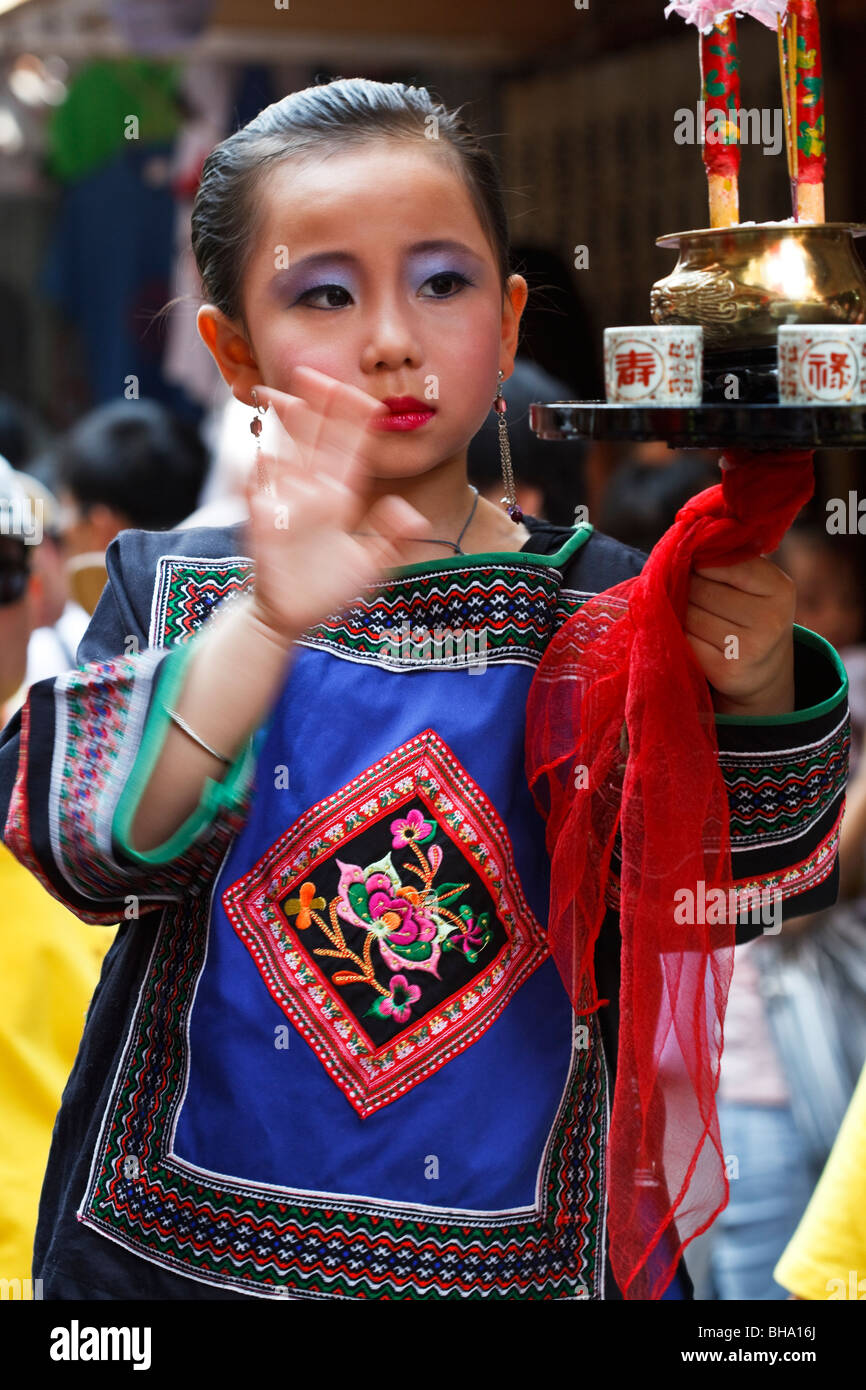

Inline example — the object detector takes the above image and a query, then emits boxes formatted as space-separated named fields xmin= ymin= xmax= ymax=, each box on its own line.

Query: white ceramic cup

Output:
xmin=604 ymin=326 xmax=703 ymax=405
xmin=777 ymin=325 xmax=866 ymax=404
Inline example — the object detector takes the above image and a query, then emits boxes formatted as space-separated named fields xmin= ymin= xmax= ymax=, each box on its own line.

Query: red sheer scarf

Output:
xmin=525 ymin=448 xmax=815 ymax=1299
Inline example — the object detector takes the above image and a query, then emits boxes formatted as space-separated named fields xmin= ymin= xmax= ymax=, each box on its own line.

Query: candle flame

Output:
xmin=746 ymin=237 xmax=816 ymax=300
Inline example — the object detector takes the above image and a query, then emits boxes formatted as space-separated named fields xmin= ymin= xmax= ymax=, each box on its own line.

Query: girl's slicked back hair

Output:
xmin=190 ymin=77 xmax=511 ymax=327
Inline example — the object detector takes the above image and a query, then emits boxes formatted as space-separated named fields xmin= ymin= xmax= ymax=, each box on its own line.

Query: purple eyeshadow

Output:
xmin=270 ymin=263 xmax=355 ymax=303
xmin=408 ymin=251 xmax=479 ymax=288
xmin=268 ymin=245 xmax=482 ymax=304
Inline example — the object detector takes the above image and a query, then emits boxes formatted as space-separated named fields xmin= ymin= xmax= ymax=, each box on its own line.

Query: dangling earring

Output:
xmin=495 ymin=368 xmax=522 ymax=523
xmin=250 ymin=388 xmax=271 ymax=495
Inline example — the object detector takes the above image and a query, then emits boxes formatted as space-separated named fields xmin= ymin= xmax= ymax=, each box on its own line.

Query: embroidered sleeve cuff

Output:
xmin=112 ymin=634 xmax=258 ymax=867
xmin=715 ymin=626 xmax=849 ymax=937
xmin=714 ymin=625 xmax=848 ymax=729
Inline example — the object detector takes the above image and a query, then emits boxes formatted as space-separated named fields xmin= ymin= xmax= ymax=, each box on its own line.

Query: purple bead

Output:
xmin=508 ymin=503 xmax=524 ymax=522
xmin=250 ymin=417 xmax=263 ymax=437
xmin=494 ymin=396 xmax=507 ymax=414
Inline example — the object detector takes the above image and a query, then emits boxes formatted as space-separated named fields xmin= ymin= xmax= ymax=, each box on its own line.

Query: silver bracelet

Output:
xmin=165 ymin=707 xmax=233 ymax=765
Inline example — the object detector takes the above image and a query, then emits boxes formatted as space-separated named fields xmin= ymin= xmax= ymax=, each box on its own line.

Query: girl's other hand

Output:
xmin=244 ymin=367 xmax=433 ymax=644
xmin=685 ymin=556 xmax=796 ymax=717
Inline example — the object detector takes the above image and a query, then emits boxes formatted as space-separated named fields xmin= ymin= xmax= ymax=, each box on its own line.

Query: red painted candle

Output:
xmin=700 ymin=16 xmax=741 ymax=226
xmin=789 ymin=0 xmax=826 ymax=221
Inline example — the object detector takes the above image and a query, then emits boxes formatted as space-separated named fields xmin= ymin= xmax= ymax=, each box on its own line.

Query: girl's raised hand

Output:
xmin=243 ymin=366 xmax=433 ymax=643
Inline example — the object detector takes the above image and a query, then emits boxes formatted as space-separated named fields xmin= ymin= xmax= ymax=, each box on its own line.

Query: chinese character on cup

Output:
xmin=604 ymin=326 xmax=703 ymax=405
xmin=778 ymin=325 xmax=866 ymax=404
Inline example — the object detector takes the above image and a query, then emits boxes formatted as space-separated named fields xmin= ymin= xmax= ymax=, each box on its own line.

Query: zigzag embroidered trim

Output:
xmin=148 ymin=554 xmax=596 ymax=669
xmin=4 ymin=695 xmax=126 ymax=925
xmin=149 ymin=555 xmax=255 ymax=648
xmin=721 ymin=714 xmax=849 ymax=846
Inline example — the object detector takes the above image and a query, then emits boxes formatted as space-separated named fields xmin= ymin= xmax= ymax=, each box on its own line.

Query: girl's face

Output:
xmin=199 ymin=140 xmax=526 ymax=480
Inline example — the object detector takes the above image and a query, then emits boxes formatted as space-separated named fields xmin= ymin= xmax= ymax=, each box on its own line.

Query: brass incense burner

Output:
xmin=651 ymin=223 xmax=866 ymax=352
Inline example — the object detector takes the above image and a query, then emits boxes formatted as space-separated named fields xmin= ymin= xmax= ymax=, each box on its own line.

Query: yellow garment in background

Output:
xmin=0 ymin=841 xmax=115 ymax=1295
xmin=775 ymin=1060 xmax=866 ymax=1301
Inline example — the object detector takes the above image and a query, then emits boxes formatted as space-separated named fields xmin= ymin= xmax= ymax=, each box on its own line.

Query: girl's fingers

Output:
xmin=254 ymin=381 xmax=385 ymax=486
xmin=251 ymin=376 xmax=358 ymax=423
xmin=684 ymin=602 xmax=734 ymax=655
xmin=688 ymin=575 xmax=756 ymax=629
xmin=685 ymin=630 xmax=727 ymax=671
xmin=253 ymin=370 xmax=386 ymax=438
xmin=253 ymin=393 xmax=328 ymax=472
xmin=246 ymin=451 xmax=428 ymax=558
xmin=251 ymin=463 xmax=354 ymax=537
xmin=353 ymin=527 xmax=403 ymax=577
xmin=692 ymin=557 xmax=779 ymax=596
xmin=289 ymin=365 xmax=389 ymax=424
xmin=250 ymin=412 xmax=358 ymax=519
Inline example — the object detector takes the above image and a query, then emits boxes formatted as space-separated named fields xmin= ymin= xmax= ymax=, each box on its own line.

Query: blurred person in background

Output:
xmin=783 ymin=523 xmax=866 ymax=743
xmin=34 ymin=398 xmax=209 ymax=617
xmin=0 ymin=398 xmax=79 ymax=688
xmin=509 ymin=244 xmax=602 ymax=401
xmin=52 ymin=397 xmax=209 ymax=558
xmin=0 ymin=394 xmax=49 ymax=474
xmin=0 ymin=466 xmax=34 ymax=723
xmin=17 ymin=474 xmax=90 ymax=689
xmin=705 ymin=522 xmax=866 ymax=1301
xmin=596 ymin=444 xmax=719 ymax=552
xmin=0 ymin=457 xmax=115 ymax=1297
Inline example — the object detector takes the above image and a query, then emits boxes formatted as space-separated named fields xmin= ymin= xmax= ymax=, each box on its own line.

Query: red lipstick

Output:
xmin=373 ymin=395 xmax=436 ymax=432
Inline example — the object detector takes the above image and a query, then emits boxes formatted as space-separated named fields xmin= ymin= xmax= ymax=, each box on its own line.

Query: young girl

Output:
xmin=0 ymin=78 xmax=848 ymax=1301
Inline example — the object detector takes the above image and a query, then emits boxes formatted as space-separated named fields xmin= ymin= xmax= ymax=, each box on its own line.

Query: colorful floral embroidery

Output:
xmin=222 ymin=729 xmax=548 ymax=1117
xmin=278 ymin=804 xmax=497 ymax=1019
xmin=729 ymin=809 xmax=843 ymax=906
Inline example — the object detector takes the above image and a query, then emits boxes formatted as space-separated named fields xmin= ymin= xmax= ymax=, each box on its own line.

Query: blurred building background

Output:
xmin=0 ymin=0 xmax=861 ymax=424
xmin=0 ymin=0 xmax=865 ymax=521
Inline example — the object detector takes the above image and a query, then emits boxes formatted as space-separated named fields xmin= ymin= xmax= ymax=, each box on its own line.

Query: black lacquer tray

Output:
xmin=529 ymin=401 xmax=866 ymax=451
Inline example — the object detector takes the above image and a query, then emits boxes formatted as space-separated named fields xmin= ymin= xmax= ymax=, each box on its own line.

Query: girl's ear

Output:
xmin=197 ymin=304 xmax=262 ymax=407
xmin=500 ymin=273 xmax=528 ymax=375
